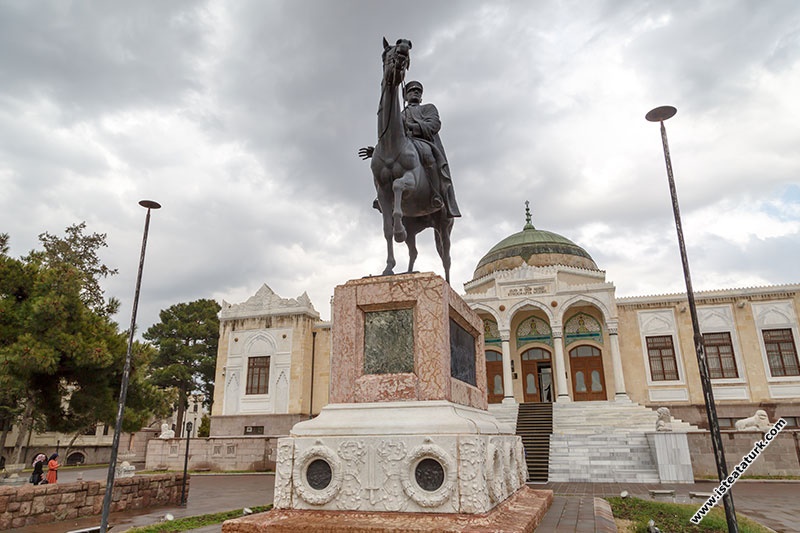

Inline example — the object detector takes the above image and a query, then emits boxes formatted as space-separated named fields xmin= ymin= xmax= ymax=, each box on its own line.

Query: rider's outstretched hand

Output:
xmin=358 ymin=146 xmax=374 ymax=160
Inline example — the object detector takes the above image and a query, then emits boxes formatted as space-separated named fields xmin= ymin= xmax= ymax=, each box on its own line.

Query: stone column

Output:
xmin=552 ymin=327 xmax=570 ymax=403
xmin=607 ymin=322 xmax=630 ymax=401
xmin=499 ymin=330 xmax=515 ymax=404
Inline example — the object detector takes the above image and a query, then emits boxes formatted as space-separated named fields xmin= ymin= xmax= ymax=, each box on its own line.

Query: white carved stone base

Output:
xmin=274 ymin=401 xmax=526 ymax=514
xmin=647 ymin=432 xmax=694 ymax=483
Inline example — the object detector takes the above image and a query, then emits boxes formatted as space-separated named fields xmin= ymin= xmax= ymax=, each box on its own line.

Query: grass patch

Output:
xmin=125 ymin=505 xmax=272 ymax=532
xmin=607 ymin=497 xmax=771 ymax=533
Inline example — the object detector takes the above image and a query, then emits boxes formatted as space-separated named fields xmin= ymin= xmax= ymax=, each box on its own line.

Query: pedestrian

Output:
xmin=46 ymin=453 xmax=60 ymax=484
xmin=31 ymin=453 xmax=46 ymax=485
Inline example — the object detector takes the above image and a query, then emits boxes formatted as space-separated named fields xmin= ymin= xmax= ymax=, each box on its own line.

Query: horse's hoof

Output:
xmin=382 ymin=269 xmax=394 ymax=276
xmin=394 ymin=230 xmax=406 ymax=243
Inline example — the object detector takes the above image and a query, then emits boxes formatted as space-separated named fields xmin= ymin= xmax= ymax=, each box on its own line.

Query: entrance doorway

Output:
xmin=485 ymin=350 xmax=504 ymax=404
xmin=520 ymin=347 xmax=553 ymax=403
xmin=569 ymin=345 xmax=606 ymax=401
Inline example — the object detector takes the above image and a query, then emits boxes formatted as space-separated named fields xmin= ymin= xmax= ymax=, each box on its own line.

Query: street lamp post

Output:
xmin=100 ymin=200 xmax=161 ymax=533
xmin=646 ymin=106 xmax=738 ymax=532
xmin=180 ymin=422 xmax=192 ymax=507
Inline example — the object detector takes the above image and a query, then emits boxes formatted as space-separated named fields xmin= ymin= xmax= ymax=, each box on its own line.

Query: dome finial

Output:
xmin=524 ymin=201 xmax=535 ymax=230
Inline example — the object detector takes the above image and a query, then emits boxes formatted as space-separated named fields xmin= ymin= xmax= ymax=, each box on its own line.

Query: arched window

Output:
xmin=521 ymin=347 xmax=551 ymax=361
xmin=485 ymin=350 xmax=502 ymax=362
xmin=66 ymin=452 xmax=86 ymax=466
xmin=569 ymin=345 xmax=600 ymax=358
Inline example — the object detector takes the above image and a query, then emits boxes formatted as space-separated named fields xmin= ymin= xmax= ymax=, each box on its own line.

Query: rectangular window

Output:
xmin=244 ymin=425 xmax=265 ymax=435
xmin=763 ymin=329 xmax=800 ymax=376
xmin=646 ymin=335 xmax=679 ymax=381
xmin=717 ymin=418 xmax=734 ymax=429
xmin=703 ymin=332 xmax=739 ymax=379
xmin=246 ymin=356 xmax=270 ymax=394
xmin=781 ymin=416 xmax=799 ymax=428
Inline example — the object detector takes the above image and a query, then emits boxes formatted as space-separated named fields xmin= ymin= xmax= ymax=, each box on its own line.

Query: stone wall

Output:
xmin=210 ymin=414 xmax=307 ymax=438
xmin=146 ymin=437 xmax=277 ymax=471
xmin=688 ymin=430 xmax=800 ymax=477
xmin=0 ymin=473 xmax=187 ymax=529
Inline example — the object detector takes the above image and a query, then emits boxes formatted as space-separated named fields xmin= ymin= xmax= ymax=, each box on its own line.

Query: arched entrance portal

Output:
xmin=485 ymin=350 xmax=504 ymax=404
xmin=569 ymin=345 xmax=606 ymax=401
xmin=520 ymin=347 xmax=553 ymax=403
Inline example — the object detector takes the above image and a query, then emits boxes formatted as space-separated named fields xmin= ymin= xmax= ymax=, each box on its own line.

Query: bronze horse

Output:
xmin=369 ymin=38 xmax=454 ymax=283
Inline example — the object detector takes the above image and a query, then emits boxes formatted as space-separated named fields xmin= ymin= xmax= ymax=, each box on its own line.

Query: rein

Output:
xmin=377 ymin=52 xmax=407 ymax=143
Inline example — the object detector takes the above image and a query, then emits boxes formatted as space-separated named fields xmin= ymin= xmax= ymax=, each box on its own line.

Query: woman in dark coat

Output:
xmin=31 ymin=453 xmax=46 ymax=485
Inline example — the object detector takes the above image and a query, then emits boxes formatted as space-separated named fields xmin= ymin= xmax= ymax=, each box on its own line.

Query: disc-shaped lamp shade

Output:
xmin=139 ymin=200 xmax=161 ymax=209
xmin=645 ymin=106 xmax=677 ymax=122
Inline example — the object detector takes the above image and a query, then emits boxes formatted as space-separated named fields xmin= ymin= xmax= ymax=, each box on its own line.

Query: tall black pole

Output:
xmin=180 ymin=421 xmax=192 ymax=506
xmin=100 ymin=200 xmax=161 ymax=533
xmin=646 ymin=106 xmax=738 ymax=532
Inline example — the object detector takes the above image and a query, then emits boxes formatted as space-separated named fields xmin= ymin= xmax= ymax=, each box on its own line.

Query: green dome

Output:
xmin=473 ymin=203 xmax=598 ymax=279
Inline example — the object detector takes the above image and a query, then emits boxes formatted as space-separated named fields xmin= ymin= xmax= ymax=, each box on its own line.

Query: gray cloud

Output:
xmin=1 ymin=0 xmax=798 ymax=333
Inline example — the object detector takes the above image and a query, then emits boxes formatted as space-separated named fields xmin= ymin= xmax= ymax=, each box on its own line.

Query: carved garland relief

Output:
xmin=458 ymin=437 xmax=489 ymax=513
xmin=486 ymin=438 xmax=507 ymax=503
xmin=273 ymin=440 xmax=295 ymax=509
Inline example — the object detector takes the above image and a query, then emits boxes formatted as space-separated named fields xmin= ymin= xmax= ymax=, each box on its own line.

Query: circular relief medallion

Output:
xmin=306 ymin=458 xmax=333 ymax=490
xmin=401 ymin=443 xmax=456 ymax=508
xmin=293 ymin=444 xmax=342 ymax=505
xmin=414 ymin=457 xmax=445 ymax=491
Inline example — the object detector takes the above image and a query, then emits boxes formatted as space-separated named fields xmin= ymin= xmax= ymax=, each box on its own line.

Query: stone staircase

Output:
xmin=516 ymin=403 xmax=553 ymax=482
xmin=548 ymin=401 xmax=698 ymax=483
xmin=487 ymin=402 xmax=519 ymax=433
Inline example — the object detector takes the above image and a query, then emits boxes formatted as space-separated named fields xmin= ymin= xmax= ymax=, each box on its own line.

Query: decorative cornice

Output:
xmin=220 ymin=284 xmax=319 ymax=320
xmin=464 ymin=262 xmax=606 ymax=292
xmin=616 ymin=283 xmax=799 ymax=308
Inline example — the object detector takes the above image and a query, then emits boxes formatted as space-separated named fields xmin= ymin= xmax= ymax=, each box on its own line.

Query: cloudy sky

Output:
xmin=1 ymin=1 xmax=799 ymax=333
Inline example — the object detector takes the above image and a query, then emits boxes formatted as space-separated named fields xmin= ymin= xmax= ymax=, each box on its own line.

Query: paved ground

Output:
xmin=538 ymin=480 xmax=800 ymax=532
xmin=9 ymin=468 xmax=800 ymax=532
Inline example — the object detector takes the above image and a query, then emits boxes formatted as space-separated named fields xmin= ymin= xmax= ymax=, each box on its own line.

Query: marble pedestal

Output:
xmin=224 ymin=273 xmax=551 ymax=531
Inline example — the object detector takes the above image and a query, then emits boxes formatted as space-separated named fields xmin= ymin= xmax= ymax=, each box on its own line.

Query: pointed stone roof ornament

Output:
xmin=524 ymin=200 xmax=535 ymax=230
xmin=220 ymin=283 xmax=319 ymax=320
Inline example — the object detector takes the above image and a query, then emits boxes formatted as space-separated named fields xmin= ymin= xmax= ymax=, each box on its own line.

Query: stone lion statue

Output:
xmin=655 ymin=407 xmax=672 ymax=432
xmin=735 ymin=410 xmax=771 ymax=431
xmin=158 ymin=422 xmax=175 ymax=439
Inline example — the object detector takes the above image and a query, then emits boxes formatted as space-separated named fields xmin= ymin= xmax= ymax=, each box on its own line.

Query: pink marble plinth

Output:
xmin=330 ymin=273 xmax=487 ymax=411
xmin=222 ymin=486 xmax=553 ymax=533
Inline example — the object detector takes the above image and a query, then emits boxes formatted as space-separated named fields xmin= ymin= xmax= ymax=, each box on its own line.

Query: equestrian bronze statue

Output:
xmin=359 ymin=37 xmax=460 ymax=283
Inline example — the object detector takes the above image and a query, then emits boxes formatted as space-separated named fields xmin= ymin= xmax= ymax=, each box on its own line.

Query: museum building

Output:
xmin=207 ymin=208 xmax=800 ymax=481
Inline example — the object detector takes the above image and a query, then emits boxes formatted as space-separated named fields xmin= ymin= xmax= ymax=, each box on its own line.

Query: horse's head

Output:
xmin=381 ymin=37 xmax=412 ymax=89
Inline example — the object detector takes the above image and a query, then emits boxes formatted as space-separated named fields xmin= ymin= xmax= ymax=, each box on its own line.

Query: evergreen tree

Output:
xmin=0 ymin=227 xmax=170 ymax=462
xmin=144 ymin=299 xmax=221 ymax=436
